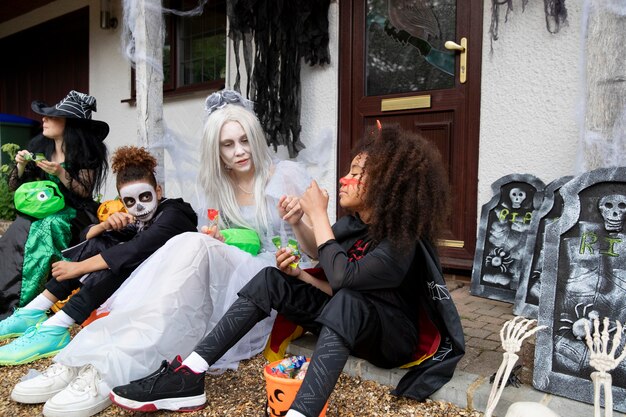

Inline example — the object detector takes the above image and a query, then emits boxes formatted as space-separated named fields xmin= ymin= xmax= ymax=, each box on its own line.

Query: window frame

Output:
xmin=125 ymin=2 xmax=226 ymax=102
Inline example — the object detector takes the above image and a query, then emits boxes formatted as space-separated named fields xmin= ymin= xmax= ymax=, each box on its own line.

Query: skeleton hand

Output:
xmin=584 ymin=317 xmax=626 ymax=374
xmin=485 ymin=316 xmax=547 ymax=417
xmin=501 ymin=316 xmax=546 ymax=354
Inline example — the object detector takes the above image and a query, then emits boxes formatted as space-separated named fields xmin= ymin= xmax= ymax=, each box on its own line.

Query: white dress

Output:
xmin=54 ymin=161 xmax=311 ymax=389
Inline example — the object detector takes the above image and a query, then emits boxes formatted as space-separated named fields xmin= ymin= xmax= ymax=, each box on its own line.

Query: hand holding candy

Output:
xmin=201 ymin=209 xmax=224 ymax=241
xmin=275 ymin=247 xmax=301 ymax=277
xmin=201 ymin=224 xmax=224 ymax=242
xmin=15 ymin=150 xmax=36 ymax=167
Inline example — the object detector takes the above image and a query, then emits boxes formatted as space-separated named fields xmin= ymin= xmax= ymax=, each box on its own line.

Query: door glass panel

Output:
xmin=365 ymin=0 xmax=456 ymax=96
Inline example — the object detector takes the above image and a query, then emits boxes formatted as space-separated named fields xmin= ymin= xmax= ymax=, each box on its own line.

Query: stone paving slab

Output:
xmin=286 ymin=276 xmax=626 ymax=417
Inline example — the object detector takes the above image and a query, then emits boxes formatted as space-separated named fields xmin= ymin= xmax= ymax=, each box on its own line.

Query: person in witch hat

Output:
xmin=0 ymin=90 xmax=109 ymax=320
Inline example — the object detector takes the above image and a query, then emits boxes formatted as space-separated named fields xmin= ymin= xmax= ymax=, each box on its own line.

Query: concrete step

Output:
xmin=287 ymin=333 xmax=626 ymax=417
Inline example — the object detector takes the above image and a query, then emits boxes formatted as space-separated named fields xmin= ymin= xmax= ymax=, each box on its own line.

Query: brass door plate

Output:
xmin=381 ymin=95 xmax=431 ymax=112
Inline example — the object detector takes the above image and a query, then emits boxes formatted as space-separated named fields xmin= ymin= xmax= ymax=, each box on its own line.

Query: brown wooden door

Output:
xmin=338 ymin=0 xmax=483 ymax=271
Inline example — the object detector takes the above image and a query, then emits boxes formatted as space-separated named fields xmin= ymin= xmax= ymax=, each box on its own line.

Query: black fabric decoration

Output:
xmin=489 ymin=0 xmax=568 ymax=51
xmin=227 ymin=0 xmax=331 ymax=158
xmin=543 ymin=0 xmax=568 ymax=34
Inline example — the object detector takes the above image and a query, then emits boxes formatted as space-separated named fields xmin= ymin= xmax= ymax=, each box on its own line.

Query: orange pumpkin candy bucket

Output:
xmin=97 ymin=198 xmax=127 ymax=222
xmin=264 ymin=357 xmax=328 ymax=417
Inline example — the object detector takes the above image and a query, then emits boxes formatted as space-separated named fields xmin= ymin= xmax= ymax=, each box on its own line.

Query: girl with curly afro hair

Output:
xmin=0 ymin=146 xmax=197 ymax=378
xmin=356 ymin=124 xmax=451 ymax=247
xmin=108 ymin=126 xmax=465 ymax=417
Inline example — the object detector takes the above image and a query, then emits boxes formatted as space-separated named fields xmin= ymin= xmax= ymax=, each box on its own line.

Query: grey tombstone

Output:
xmin=513 ymin=175 xmax=574 ymax=318
xmin=534 ymin=167 xmax=626 ymax=412
xmin=470 ymin=174 xmax=546 ymax=303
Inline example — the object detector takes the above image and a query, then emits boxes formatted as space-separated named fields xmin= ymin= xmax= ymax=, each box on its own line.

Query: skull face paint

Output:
xmin=120 ymin=182 xmax=158 ymax=222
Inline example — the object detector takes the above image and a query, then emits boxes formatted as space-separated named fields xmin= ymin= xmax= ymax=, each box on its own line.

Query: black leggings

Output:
xmin=193 ymin=267 xmax=419 ymax=417
xmin=45 ymin=235 xmax=129 ymax=324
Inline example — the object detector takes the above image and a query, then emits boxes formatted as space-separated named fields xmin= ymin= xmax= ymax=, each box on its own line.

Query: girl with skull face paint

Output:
xmin=0 ymin=147 xmax=197 ymax=377
xmin=7 ymin=90 xmax=313 ymax=417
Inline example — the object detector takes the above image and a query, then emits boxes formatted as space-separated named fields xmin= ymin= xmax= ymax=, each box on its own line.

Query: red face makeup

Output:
xmin=339 ymin=177 xmax=365 ymax=187
xmin=338 ymin=154 xmax=367 ymax=212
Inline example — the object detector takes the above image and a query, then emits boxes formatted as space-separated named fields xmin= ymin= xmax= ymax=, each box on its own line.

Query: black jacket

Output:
xmin=318 ymin=215 xmax=466 ymax=401
xmin=62 ymin=198 xmax=197 ymax=277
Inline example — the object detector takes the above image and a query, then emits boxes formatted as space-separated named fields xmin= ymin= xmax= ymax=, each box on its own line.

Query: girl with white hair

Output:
xmin=10 ymin=90 xmax=314 ymax=417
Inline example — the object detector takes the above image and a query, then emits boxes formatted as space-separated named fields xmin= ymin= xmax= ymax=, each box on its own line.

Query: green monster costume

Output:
xmin=17 ymin=176 xmax=76 ymax=306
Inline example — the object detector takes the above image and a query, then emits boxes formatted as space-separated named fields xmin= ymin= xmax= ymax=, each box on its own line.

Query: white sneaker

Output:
xmin=11 ymin=362 xmax=79 ymax=404
xmin=43 ymin=364 xmax=112 ymax=417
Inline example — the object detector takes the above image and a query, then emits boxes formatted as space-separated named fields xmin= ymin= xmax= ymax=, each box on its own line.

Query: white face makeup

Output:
xmin=120 ymin=182 xmax=158 ymax=222
xmin=219 ymin=121 xmax=254 ymax=175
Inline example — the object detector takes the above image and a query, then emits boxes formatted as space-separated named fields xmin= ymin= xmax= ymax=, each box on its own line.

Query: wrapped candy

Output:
xmin=271 ymin=236 xmax=301 ymax=269
xmin=201 ymin=209 xmax=220 ymax=235
xmin=286 ymin=239 xmax=301 ymax=269
xmin=269 ymin=355 xmax=307 ymax=378
xmin=24 ymin=152 xmax=46 ymax=162
xmin=207 ymin=208 xmax=219 ymax=227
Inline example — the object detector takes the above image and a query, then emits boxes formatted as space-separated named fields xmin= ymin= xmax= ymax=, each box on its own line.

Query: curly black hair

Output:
xmin=358 ymin=125 xmax=451 ymax=248
xmin=111 ymin=146 xmax=158 ymax=190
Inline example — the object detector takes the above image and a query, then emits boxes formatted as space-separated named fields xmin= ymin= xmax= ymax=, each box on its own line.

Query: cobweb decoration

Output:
xmin=575 ymin=0 xmax=626 ymax=173
xmin=121 ymin=0 xmax=208 ymax=71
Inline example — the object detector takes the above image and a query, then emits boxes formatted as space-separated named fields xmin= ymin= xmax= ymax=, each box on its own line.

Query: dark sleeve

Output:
xmin=8 ymin=164 xmax=41 ymax=191
xmin=317 ymin=238 xmax=415 ymax=293
xmin=100 ymin=205 xmax=197 ymax=276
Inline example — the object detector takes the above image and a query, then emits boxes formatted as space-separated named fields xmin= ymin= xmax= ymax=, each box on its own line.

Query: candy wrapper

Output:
xmin=207 ymin=209 xmax=219 ymax=227
xmin=272 ymin=236 xmax=301 ymax=269
xmin=24 ymin=152 xmax=46 ymax=162
xmin=200 ymin=209 xmax=220 ymax=235
xmin=269 ymin=355 xmax=307 ymax=379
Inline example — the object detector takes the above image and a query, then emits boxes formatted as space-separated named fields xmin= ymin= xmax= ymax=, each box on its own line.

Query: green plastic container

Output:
xmin=221 ymin=228 xmax=261 ymax=256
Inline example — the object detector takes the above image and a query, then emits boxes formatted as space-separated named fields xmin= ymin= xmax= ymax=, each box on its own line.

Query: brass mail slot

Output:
xmin=381 ymin=95 xmax=431 ymax=112
xmin=437 ymin=239 xmax=465 ymax=248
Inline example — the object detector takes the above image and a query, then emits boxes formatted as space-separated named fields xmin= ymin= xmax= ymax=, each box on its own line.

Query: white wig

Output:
xmin=198 ymin=104 xmax=273 ymax=234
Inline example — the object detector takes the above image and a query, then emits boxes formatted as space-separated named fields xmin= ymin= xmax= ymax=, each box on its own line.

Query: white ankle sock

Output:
xmin=286 ymin=410 xmax=307 ymax=417
xmin=42 ymin=310 xmax=75 ymax=328
xmin=182 ymin=351 xmax=210 ymax=373
xmin=24 ymin=294 xmax=54 ymax=311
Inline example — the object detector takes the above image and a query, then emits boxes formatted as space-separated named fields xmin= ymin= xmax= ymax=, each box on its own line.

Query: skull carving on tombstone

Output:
xmin=509 ymin=188 xmax=527 ymax=209
xmin=598 ymin=194 xmax=626 ymax=232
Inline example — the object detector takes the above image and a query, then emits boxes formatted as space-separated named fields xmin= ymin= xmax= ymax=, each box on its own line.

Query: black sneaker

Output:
xmin=109 ymin=355 xmax=207 ymax=412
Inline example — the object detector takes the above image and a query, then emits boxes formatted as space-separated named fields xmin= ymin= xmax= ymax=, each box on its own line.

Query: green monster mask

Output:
xmin=14 ymin=180 xmax=65 ymax=219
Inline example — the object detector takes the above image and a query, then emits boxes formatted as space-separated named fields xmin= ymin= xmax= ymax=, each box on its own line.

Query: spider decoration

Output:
xmin=485 ymin=247 xmax=514 ymax=273
xmin=559 ymin=303 xmax=600 ymax=340
xmin=490 ymin=364 xmax=522 ymax=388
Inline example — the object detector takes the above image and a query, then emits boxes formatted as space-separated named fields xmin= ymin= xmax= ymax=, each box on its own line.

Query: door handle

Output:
xmin=444 ymin=37 xmax=467 ymax=84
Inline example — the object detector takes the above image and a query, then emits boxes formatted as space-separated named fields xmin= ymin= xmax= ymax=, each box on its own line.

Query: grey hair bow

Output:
xmin=204 ymin=89 xmax=254 ymax=116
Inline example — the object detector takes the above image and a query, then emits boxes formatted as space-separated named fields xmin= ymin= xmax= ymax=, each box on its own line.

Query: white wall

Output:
xmin=477 ymin=0 xmax=583 ymax=207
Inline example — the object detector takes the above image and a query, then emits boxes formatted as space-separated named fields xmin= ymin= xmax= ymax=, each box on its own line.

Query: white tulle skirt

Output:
xmin=55 ymin=232 xmax=277 ymax=388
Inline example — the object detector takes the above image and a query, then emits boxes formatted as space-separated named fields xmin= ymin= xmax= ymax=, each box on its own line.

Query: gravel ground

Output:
xmin=0 ymin=333 xmax=483 ymax=417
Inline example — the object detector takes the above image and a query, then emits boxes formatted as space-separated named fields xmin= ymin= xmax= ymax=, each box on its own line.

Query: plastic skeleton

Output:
xmin=584 ymin=317 xmax=626 ymax=417
xmin=485 ymin=316 xmax=626 ymax=417
xmin=484 ymin=316 xmax=546 ymax=417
